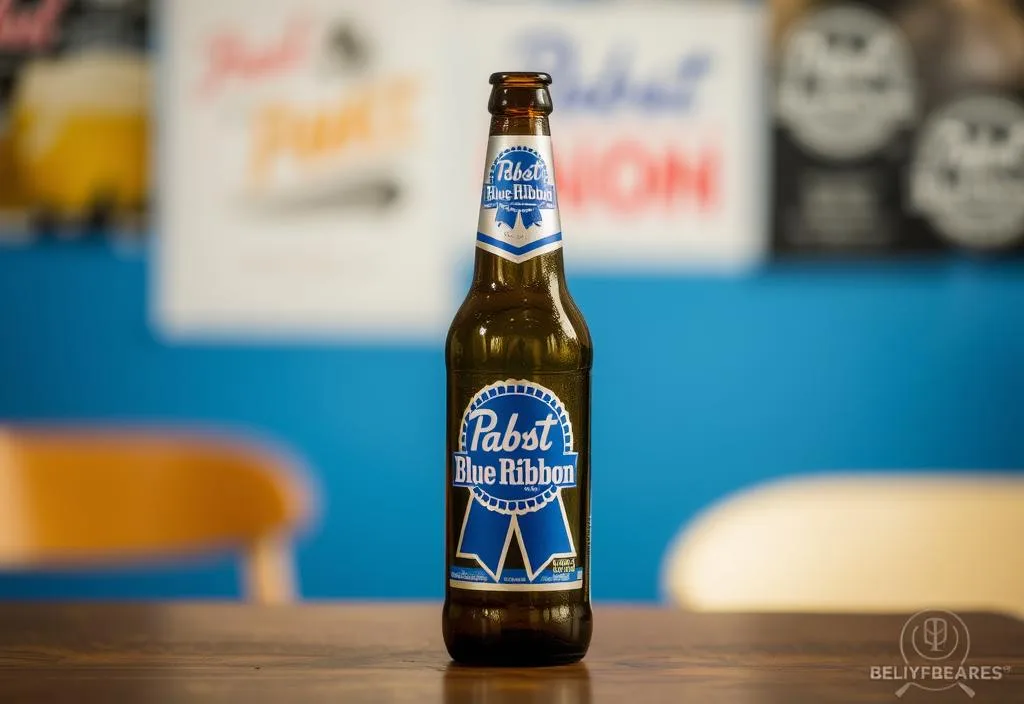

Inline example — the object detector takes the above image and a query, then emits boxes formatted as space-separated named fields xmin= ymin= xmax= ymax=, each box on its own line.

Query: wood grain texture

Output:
xmin=0 ymin=604 xmax=1021 ymax=703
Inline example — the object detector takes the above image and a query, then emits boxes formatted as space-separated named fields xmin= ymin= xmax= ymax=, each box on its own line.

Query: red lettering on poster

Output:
xmin=198 ymin=19 xmax=311 ymax=98
xmin=0 ymin=0 xmax=65 ymax=51
xmin=555 ymin=141 xmax=719 ymax=215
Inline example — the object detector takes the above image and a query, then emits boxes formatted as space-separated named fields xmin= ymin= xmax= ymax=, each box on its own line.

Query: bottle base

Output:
xmin=445 ymin=632 xmax=588 ymax=667
xmin=442 ymin=600 xmax=592 ymax=667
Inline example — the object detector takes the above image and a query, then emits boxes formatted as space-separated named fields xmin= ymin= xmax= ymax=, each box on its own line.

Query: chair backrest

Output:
xmin=0 ymin=428 xmax=310 ymax=603
xmin=661 ymin=473 xmax=1024 ymax=617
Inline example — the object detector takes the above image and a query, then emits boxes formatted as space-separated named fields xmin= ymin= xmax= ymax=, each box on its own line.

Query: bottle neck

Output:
xmin=472 ymin=114 xmax=566 ymax=292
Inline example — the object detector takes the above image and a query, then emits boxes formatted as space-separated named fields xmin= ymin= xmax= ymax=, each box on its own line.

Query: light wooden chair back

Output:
xmin=0 ymin=428 xmax=310 ymax=603
xmin=661 ymin=473 xmax=1024 ymax=617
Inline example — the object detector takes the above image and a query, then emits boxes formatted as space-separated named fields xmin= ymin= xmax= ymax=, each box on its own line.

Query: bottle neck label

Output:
xmin=476 ymin=135 xmax=563 ymax=263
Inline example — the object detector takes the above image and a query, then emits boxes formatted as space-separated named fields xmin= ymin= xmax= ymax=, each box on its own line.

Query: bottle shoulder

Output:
xmin=446 ymin=287 xmax=592 ymax=373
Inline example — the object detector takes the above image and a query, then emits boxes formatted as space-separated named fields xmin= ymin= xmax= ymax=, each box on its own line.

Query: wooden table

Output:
xmin=0 ymin=604 xmax=1021 ymax=703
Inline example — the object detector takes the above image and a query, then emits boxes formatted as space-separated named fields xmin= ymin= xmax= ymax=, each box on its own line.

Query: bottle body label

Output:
xmin=477 ymin=135 xmax=563 ymax=263
xmin=448 ymin=377 xmax=586 ymax=591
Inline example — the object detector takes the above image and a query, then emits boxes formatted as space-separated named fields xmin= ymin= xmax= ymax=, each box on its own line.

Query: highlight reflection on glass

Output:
xmin=443 ymin=663 xmax=591 ymax=704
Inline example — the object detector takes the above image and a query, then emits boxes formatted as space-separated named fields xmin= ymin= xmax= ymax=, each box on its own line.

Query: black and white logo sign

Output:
xmin=910 ymin=95 xmax=1024 ymax=249
xmin=776 ymin=4 xmax=917 ymax=160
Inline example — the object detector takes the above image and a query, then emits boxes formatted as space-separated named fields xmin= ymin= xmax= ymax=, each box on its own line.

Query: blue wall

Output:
xmin=1 ymin=243 xmax=1023 ymax=601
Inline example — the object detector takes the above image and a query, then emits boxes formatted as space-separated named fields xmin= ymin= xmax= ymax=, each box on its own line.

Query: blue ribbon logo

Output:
xmin=481 ymin=147 xmax=557 ymax=230
xmin=453 ymin=380 xmax=578 ymax=583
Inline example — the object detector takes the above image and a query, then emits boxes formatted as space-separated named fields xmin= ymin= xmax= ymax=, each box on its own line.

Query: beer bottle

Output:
xmin=443 ymin=72 xmax=593 ymax=666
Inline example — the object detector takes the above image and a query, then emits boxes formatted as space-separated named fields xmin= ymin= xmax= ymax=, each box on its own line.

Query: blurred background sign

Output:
xmin=0 ymin=0 xmax=149 ymax=243
xmin=156 ymin=0 xmax=454 ymax=341
xmin=453 ymin=0 xmax=765 ymax=272
xmin=770 ymin=0 xmax=1024 ymax=257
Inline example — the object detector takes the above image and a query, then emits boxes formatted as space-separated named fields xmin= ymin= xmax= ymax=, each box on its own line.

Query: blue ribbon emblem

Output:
xmin=453 ymin=380 xmax=578 ymax=583
xmin=481 ymin=147 xmax=557 ymax=230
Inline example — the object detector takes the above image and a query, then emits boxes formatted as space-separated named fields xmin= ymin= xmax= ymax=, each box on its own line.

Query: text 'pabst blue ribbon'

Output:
xmin=481 ymin=147 xmax=557 ymax=229
xmin=453 ymin=380 xmax=577 ymax=582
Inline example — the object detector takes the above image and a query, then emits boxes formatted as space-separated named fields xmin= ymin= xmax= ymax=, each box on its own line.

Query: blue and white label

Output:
xmin=477 ymin=136 xmax=563 ymax=263
xmin=451 ymin=379 xmax=581 ymax=591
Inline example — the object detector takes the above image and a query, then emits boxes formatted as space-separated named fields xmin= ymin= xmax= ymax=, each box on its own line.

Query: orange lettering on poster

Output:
xmin=248 ymin=77 xmax=418 ymax=184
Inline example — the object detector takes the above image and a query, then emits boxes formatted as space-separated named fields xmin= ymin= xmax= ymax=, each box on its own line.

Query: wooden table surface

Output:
xmin=0 ymin=604 xmax=1021 ymax=703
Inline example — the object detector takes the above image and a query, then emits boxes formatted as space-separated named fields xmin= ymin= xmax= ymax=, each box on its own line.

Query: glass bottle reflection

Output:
xmin=443 ymin=664 xmax=591 ymax=704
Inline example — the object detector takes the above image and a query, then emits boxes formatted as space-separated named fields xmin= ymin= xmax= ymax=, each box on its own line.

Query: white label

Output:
xmin=476 ymin=135 xmax=563 ymax=263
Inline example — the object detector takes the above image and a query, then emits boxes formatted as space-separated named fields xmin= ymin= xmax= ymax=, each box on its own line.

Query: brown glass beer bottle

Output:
xmin=443 ymin=72 xmax=593 ymax=666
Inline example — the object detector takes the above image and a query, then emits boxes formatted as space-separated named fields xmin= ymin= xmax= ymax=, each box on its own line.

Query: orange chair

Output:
xmin=0 ymin=428 xmax=311 ymax=603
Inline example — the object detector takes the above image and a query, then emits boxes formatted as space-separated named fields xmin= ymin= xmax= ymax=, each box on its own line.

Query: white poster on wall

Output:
xmin=155 ymin=0 xmax=455 ymax=341
xmin=452 ymin=0 xmax=767 ymax=273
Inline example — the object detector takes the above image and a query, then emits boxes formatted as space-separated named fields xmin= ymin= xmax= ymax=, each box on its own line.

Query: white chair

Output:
xmin=661 ymin=473 xmax=1024 ymax=617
